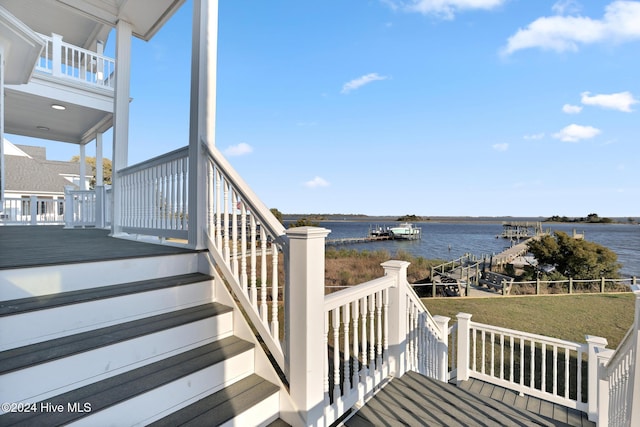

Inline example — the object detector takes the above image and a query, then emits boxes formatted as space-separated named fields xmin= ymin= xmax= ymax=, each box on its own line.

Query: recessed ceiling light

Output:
xmin=51 ymin=104 xmax=66 ymax=110
xmin=37 ymin=126 xmax=50 ymax=131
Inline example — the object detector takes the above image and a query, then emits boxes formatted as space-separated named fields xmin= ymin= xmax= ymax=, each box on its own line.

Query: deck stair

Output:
xmin=0 ymin=253 xmax=284 ymax=426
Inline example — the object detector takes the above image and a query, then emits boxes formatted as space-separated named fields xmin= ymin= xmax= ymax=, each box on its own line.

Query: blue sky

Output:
xmin=12 ymin=0 xmax=640 ymax=217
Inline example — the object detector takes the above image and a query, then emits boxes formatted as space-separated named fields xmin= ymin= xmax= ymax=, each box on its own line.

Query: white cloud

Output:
xmin=384 ymin=0 xmax=507 ymax=20
xmin=304 ymin=176 xmax=330 ymax=188
xmin=523 ymin=133 xmax=545 ymax=140
xmin=492 ymin=143 xmax=509 ymax=151
xmin=341 ymin=73 xmax=389 ymax=94
xmin=552 ymin=124 xmax=601 ymax=142
xmin=502 ymin=1 xmax=640 ymax=55
xmin=552 ymin=0 xmax=582 ymax=16
xmin=581 ymin=91 xmax=638 ymax=112
xmin=224 ymin=143 xmax=253 ymax=156
xmin=562 ymin=104 xmax=583 ymax=114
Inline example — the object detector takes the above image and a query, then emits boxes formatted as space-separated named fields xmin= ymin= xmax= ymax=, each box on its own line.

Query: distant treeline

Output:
xmin=545 ymin=213 xmax=613 ymax=223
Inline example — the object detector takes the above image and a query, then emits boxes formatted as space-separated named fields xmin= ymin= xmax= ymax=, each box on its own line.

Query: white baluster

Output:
xmin=333 ymin=308 xmax=341 ymax=400
xmin=342 ymin=303 xmax=351 ymax=392
xmin=564 ymin=348 xmax=570 ymax=398
xmin=215 ymin=169 xmax=222 ymax=249
xmin=541 ymin=343 xmax=546 ymax=392
xmin=383 ymin=289 xmax=389 ymax=369
xmin=231 ymin=191 xmax=238 ymax=279
xmin=240 ymin=202 xmax=247 ymax=292
xmin=499 ymin=334 xmax=504 ymax=380
xmin=250 ymin=215 xmax=257 ymax=307
xmin=351 ymin=300 xmax=360 ymax=388
xmin=271 ymin=242 xmax=279 ymax=340
xmin=530 ymin=340 xmax=535 ymax=388
xmin=324 ymin=311 xmax=330 ymax=404
xmin=376 ymin=290 xmax=382 ymax=369
xmin=223 ymin=181 xmax=230 ymax=263
xmin=360 ymin=297 xmax=368 ymax=381
xmin=368 ymin=294 xmax=375 ymax=374
xmin=260 ymin=228 xmax=267 ymax=324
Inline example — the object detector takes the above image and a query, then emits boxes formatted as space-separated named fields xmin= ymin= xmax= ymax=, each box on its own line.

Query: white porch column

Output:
xmin=111 ymin=20 xmax=132 ymax=235
xmin=286 ymin=226 xmax=330 ymax=427
xmin=0 ymin=47 xmax=5 ymax=207
xmin=384 ymin=260 xmax=411 ymax=378
xmin=79 ymin=144 xmax=87 ymax=190
xmin=95 ymin=132 xmax=103 ymax=186
xmin=94 ymin=132 xmax=105 ymax=228
xmin=188 ymin=0 xmax=218 ymax=249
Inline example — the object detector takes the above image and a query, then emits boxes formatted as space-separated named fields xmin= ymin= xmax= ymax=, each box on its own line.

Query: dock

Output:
xmin=326 ymin=235 xmax=392 ymax=245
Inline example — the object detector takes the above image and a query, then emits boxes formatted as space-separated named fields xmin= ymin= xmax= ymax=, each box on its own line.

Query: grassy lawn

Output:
xmin=422 ymin=293 xmax=636 ymax=349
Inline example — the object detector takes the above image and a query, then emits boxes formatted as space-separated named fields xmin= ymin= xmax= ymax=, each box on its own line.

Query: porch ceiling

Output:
xmin=4 ymin=87 xmax=113 ymax=145
xmin=1 ymin=0 xmax=186 ymax=47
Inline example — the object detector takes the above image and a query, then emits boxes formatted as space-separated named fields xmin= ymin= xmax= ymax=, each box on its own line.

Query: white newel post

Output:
xmin=630 ymin=285 xmax=640 ymax=426
xmin=586 ymin=335 xmax=608 ymax=422
xmin=286 ymin=226 xmax=330 ymax=427
xmin=29 ymin=195 xmax=37 ymax=225
xmin=63 ymin=186 xmax=74 ymax=228
xmin=456 ymin=313 xmax=473 ymax=383
xmin=433 ymin=315 xmax=451 ymax=382
xmin=384 ymin=260 xmax=410 ymax=378
xmin=596 ymin=348 xmax=614 ymax=427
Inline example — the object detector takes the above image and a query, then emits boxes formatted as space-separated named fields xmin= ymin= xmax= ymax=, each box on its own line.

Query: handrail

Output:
xmin=202 ymin=141 xmax=286 ymax=244
xmin=200 ymin=141 xmax=288 ymax=378
xmin=324 ymin=275 xmax=395 ymax=311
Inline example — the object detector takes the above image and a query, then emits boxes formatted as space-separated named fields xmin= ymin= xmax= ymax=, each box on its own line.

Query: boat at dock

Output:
xmin=389 ymin=222 xmax=422 ymax=240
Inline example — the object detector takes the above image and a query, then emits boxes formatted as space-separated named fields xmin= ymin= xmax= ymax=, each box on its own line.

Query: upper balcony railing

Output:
xmin=35 ymin=33 xmax=115 ymax=90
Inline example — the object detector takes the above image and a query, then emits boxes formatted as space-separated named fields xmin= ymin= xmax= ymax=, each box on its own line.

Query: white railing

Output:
xmin=117 ymin=147 xmax=189 ymax=239
xmin=1 ymin=196 xmax=64 ymax=225
xmin=202 ymin=143 xmax=288 ymax=373
xmin=36 ymin=33 xmax=115 ymax=89
xmin=459 ymin=317 xmax=589 ymax=412
xmin=64 ymin=188 xmax=96 ymax=227
xmin=406 ymin=286 xmax=450 ymax=380
xmin=323 ymin=275 xmax=394 ymax=423
xmin=598 ymin=285 xmax=640 ymax=426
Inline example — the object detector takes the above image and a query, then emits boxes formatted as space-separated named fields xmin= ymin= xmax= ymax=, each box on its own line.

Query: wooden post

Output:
xmin=569 ymin=277 xmax=573 ymax=294
xmin=601 ymin=277 xmax=605 ymax=293
xmin=536 ymin=277 xmax=540 ymax=295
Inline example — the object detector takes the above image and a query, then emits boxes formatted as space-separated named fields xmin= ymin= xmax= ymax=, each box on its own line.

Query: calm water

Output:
xmin=312 ymin=221 xmax=640 ymax=277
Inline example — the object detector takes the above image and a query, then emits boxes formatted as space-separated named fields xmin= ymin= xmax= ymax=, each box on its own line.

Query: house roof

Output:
xmin=4 ymin=141 xmax=79 ymax=195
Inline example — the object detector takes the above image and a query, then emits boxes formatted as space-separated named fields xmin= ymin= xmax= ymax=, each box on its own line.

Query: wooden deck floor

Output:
xmin=345 ymin=372 xmax=595 ymax=427
xmin=0 ymin=226 xmax=196 ymax=269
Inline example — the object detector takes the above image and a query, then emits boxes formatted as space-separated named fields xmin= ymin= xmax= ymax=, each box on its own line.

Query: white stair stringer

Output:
xmin=0 ymin=253 xmax=287 ymax=426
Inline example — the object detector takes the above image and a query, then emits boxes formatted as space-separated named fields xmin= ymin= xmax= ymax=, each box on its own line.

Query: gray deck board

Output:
xmin=0 ymin=226 xmax=195 ymax=269
xmin=345 ymin=373 xmax=595 ymax=427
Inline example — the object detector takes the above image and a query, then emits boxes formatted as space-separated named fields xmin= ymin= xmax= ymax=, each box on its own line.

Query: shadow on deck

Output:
xmin=0 ymin=226 xmax=196 ymax=270
xmin=345 ymin=371 xmax=594 ymax=427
